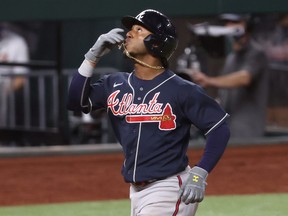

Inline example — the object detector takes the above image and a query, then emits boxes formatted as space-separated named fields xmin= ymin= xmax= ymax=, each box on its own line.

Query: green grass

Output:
xmin=197 ymin=193 xmax=288 ymax=216
xmin=0 ymin=200 xmax=130 ymax=216
xmin=0 ymin=193 xmax=287 ymax=216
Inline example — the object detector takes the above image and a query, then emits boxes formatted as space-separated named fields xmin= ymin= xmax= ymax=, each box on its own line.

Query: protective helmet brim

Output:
xmin=122 ymin=16 xmax=154 ymax=33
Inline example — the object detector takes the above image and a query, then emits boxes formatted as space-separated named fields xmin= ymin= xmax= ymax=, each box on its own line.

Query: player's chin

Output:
xmin=125 ymin=49 xmax=136 ymax=57
xmin=125 ymin=44 xmax=134 ymax=53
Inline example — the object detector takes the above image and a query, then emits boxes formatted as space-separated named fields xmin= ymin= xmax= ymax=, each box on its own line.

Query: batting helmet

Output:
xmin=121 ymin=9 xmax=178 ymax=67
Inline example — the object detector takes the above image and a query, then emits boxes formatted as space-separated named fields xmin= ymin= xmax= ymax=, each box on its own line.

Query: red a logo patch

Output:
xmin=126 ymin=104 xmax=176 ymax=130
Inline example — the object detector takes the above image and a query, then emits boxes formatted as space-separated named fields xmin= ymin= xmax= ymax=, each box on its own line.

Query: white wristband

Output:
xmin=78 ymin=60 xmax=94 ymax=77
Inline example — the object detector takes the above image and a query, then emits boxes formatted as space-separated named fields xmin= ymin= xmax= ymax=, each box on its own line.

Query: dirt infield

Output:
xmin=0 ymin=143 xmax=287 ymax=206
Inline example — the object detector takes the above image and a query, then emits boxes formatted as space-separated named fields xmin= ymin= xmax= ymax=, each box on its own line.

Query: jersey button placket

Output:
xmin=137 ymin=87 xmax=144 ymax=101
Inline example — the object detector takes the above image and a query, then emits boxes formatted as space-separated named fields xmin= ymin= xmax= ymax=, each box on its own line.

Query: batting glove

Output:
xmin=85 ymin=28 xmax=124 ymax=64
xmin=178 ymin=166 xmax=208 ymax=204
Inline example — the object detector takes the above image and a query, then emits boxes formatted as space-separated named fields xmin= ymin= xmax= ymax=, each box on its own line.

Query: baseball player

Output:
xmin=67 ymin=9 xmax=230 ymax=216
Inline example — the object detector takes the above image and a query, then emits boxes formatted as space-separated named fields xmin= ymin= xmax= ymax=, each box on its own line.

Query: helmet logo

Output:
xmin=136 ymin=12 xmax=145 ymax=20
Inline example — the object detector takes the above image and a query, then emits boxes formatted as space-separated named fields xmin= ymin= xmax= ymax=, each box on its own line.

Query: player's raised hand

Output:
xmin=85 ymin=28 xmax=124 ymax=63
xmin=178 ymin=166 xmax=208 ymax=204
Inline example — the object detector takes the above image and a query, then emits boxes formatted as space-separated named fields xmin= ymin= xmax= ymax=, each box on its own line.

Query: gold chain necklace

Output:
xmin=119 ymin=43 xmax=164 ymax=70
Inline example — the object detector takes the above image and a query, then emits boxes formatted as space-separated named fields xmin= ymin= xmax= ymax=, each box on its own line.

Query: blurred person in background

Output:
xmin=260 ymin=14 xmax=288 ymax=109
xmin=0 ymin=22 xmax=29 ymax=127
xmin=263 ymin=13 xmax=288 ymax=63
xmin=190 ymin=14 xmax=269 ymax=139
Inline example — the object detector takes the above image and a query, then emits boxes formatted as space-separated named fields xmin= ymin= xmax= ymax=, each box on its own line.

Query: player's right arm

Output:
xmin=66 ymin=63 xmax=93 ymax=113
xmin=67 ymin=28 xmax=124 ymax=113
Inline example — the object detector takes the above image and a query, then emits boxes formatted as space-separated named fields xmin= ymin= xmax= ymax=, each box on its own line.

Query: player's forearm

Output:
xmin=197 ymin=122 xmax=230 ymax=173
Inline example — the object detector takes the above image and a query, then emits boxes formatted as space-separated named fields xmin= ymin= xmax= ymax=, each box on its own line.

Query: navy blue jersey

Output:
xmin=67 ymin=69 xmax=229 ymax=183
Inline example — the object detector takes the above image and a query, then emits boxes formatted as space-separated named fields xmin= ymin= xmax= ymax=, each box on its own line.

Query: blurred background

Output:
xmin=0 ymin=0 xmax=288 ymax=148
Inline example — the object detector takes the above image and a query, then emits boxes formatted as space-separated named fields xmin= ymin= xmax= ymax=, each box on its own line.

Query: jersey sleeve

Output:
xmin=179 ymin=83 xmax=230 ymax=173
xmin=67 ymin=71 xmax=107 ymax=113
xmin=197 ymin=121 xmax=230 ymax=172
xmin=67 ymin=71 xmax=91 ymax=113
xmin=181 ymin=84 xmax=229 ymax=135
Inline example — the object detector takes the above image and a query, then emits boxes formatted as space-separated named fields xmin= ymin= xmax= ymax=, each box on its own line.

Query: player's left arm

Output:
xmin=178 ymin=84 xmax=230 ymax=204
xmin=197 ymin=121 xmax=230 ymax=172
xmin=179 ymin=122 xmax=230 ymax=204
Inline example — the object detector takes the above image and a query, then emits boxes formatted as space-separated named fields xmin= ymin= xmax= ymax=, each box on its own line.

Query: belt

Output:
xmin=131 ymin=179 xmax=158 ymax=187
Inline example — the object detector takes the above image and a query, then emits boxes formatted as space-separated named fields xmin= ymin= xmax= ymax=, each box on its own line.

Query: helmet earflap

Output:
xmin=144 ymin=34 xmax=164 ymax=57
xmin=144 ymin=34 xmax=178 ymax=60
